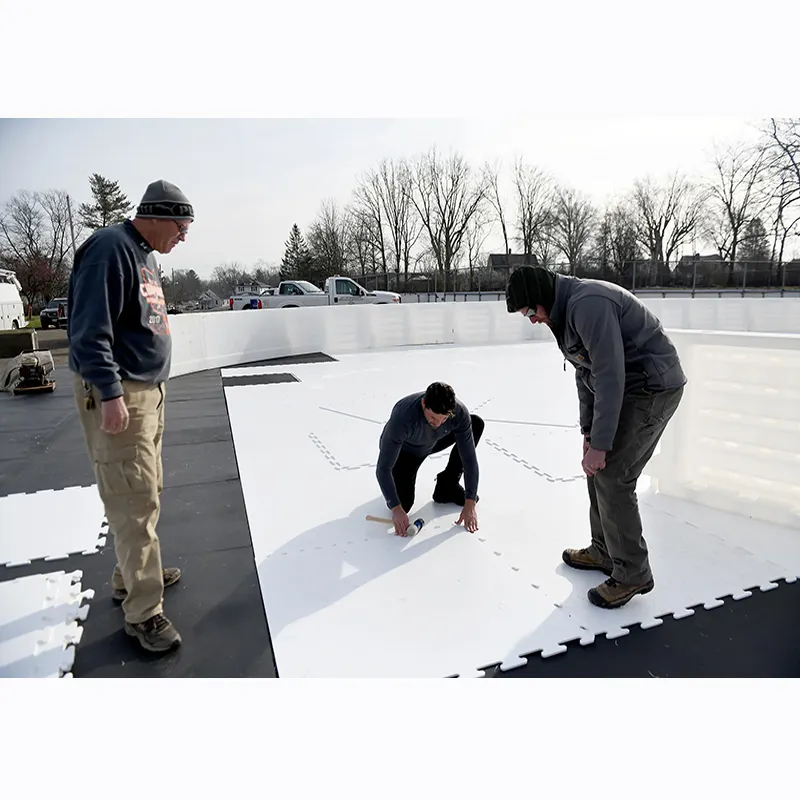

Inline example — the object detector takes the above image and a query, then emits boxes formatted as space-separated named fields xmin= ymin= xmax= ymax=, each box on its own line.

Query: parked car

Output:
xmin=40 ymin=297 xmax=68 ymax=329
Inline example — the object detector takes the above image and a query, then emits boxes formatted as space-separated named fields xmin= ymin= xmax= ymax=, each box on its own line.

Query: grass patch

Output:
xmin=26 ymin=316 xmax=41 ymax=329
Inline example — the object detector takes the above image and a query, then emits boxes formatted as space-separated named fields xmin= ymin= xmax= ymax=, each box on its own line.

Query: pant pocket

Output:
xmin=94 ymin=444 xmax=149 ymax=497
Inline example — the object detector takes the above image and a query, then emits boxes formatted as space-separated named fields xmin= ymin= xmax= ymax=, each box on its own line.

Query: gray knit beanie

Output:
xmin=136 ymin=180 xmax=194 ymax=220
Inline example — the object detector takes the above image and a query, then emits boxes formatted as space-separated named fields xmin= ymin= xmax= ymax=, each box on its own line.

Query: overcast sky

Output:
xmin=0 ymin=117 xmax=765 ymax=278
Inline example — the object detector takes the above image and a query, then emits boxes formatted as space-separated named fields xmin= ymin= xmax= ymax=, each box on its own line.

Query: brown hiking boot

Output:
xmin=124 ymin=613 xmax=182 ymax=653
xmin=587 ymin=576 xmax=655 ymax=609
xmin=562 ymin=547 xmax=613 ymax=576
xmin=112 ymin=567 xmax=181 ymax=603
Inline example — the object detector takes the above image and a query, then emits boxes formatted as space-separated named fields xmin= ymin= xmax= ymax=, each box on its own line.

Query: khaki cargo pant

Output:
xmin=73 ymin=374 xmax=166 ymax=624
xmin=588 ymin=386 xmax=684 ymax=585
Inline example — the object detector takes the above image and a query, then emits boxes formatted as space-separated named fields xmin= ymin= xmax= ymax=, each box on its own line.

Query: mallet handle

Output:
xmin=365 ymin=514 xmax=394 ymax=524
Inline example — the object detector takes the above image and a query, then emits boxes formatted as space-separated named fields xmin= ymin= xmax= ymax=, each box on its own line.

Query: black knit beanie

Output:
xmin=136 ymin=180 xmax=194 ymax=220
xmin=505 ymin=266 xmax=557 ymax=313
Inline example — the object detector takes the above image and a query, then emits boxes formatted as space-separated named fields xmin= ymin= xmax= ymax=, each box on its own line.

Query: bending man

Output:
xmin=376 ymin=382 xmax=483 ymax=536
xmin=506 ymin=266 xmax=686 ymax=609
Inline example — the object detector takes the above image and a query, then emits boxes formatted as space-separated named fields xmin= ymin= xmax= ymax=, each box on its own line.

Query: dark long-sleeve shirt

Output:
xmin=376 ymin=392 xmax=479 ymax=509
xmin=67 ymin=220 xmax=172 ymax=400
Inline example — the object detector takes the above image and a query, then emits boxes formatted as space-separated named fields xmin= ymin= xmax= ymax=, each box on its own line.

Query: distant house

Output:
xmin=233 ymin=280 xmax=271 ymax=295
xmin=198 ymin=289 xmax=222 ymax=309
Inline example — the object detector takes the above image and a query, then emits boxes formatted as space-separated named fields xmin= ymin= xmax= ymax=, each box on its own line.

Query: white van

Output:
xmin=0 ymin=269 xmax=26 ymax=331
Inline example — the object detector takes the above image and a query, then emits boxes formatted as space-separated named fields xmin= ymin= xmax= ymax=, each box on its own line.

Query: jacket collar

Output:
xmin=123 ymin=219 xmax=154 ymax=254
xmin=549 ymin=273 xmax=576 ymax=330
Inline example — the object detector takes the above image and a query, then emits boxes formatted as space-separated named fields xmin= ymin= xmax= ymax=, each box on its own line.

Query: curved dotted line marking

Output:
xmin=308 ymin=432 xmax=376 ymax=472
xmin=485 ymin=439 xmax=584 ymax=483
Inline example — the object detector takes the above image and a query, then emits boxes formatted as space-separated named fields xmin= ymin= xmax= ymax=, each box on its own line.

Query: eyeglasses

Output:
xmin=172 ymin=220 xmax=190 ymax=238
xmin=524 ymin=308 xmax=536 ymax=318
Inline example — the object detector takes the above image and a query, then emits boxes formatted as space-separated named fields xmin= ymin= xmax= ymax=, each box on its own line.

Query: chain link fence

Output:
xmin=352 ymin=257 xmax=800 ymax=300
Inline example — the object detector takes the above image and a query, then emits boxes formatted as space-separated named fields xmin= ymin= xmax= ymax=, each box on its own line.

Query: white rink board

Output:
xmin=0 ymin=485 xmax=107 ymax=567
xmin=226 ymin=343 xmax=800 ymax=677
xmin=0 ymin=570 xmax=94 ymax=678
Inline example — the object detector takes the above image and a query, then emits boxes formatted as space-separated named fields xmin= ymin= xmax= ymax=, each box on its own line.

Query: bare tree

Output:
xmin=630 ymin=173 xmax=707 ymax=272
xmin=513 ymin=158 xmax=554 ymax=264
xmin=767 ymin=118 xmax=800 ymax=195
xmin=706 ymin=143 xmax=769 ymax=284
xmin=399 ymin=192 xmax=422 ymax=292
xmin=0 ymin=189 xmax=78 ymax=305
xmin=485 ymin=159 xmax=509 ymax=256
xmin=307 ymin=199 xmax=350 ymax=281
xmin=550 ymin=187 xmax=597 ymax=273
xmin=345 ymin=205 xmax=374 ymax=282
xmin=464 ymin=204 xmax=493 ymax=290
xmin=251 ymin=259 xmax=281 ymax=286
xmin=761 ymin=118 xmax=800 ymax=270
xmin=608 ymin=204 xmax=640 ymax=276
xmin=352 ymin=169 xmax=388 ymax=287
xmin=208 ymin=262 xmax=252 ymax=298
xmin=408 ymin=148 xmax=489 ymax=292
xmin=376 ymin=158 xmax=421 ymax=291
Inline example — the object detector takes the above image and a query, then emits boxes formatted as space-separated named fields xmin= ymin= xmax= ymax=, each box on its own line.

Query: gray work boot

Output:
xmin=124 ymin=613 xmax=182 ymax=653
xmin=112 ymin=567 xmax=182 ymax=603
xmin=587 ymin=576 xmax=655 ymax=609
xmin=562 ymin=546 xmax=613 ymax=576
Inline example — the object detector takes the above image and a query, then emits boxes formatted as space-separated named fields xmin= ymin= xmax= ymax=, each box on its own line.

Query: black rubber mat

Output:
xmin=222 ymin=372 xmax=300 ymax=387
xmin=485 ymin=579 xmax=800 ymax=677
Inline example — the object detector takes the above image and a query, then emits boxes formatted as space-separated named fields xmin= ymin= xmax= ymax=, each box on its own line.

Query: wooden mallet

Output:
xmin=365 ymin=514 xmax=425 ymax=537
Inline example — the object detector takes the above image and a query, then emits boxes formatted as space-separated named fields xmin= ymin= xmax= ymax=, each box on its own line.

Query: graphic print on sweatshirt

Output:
xmin=139 ymin=263 xmax=170 ymax=336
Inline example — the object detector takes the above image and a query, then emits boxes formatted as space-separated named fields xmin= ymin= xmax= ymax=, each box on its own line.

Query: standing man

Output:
xmin=68 ymin=179 xmax=194 ymax=653
xmin=376 ymin=382 xmax=483 ymax=536
xmin=506 ymin=266 xmax=686 ymax=609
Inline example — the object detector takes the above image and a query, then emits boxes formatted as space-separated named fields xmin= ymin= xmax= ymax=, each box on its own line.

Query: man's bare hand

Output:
xmin=583 ymin=434 xmax=591 ymax=457
xmin=457 ymin=500 xmax=479 ymax=533
xmin=582 ymin=446 xmax=607 ymax=477
xmin=391 ymin=505 xmax=410 ymax=537
xmin=100 ymin=396 xmax=129 ymax=434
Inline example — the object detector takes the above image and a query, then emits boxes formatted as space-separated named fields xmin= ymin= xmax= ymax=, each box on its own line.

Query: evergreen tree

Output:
xmin=739 ymin=217 xmax=771 ymax=263
xmin=280 ymin=224 xmax=311 ymax=281
xmin=78 ymin=173 xmax=134 ymax=230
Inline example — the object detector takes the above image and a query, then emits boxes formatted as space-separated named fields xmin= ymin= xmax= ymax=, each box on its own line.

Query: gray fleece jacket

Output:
xmin=549 ymin=275 xmax=687 ymax=452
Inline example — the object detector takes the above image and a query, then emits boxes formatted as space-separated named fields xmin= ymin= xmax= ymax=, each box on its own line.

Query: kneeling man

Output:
xmin=376 ymin=382 xmax=483 ymax=536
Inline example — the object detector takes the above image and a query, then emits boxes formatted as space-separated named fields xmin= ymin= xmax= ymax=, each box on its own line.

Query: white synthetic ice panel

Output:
xmin=262 ymin=530 xmax=583 ymax=677
xmin=475 ymin=461 xmax=789 ymax=648
xmin=0 ymin=485 xmax=107 ymax=566
xmin=227 ymin=342 xmax=799 ymax=677
xmin=0 ymin=570 xmax=94 ymax=677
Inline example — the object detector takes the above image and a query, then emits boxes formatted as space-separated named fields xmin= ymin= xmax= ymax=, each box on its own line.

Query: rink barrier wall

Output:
xmin=167 ymin=299 xmax=800 ymax=527
xmin=647 ymin=330 xmax=800 ymax=528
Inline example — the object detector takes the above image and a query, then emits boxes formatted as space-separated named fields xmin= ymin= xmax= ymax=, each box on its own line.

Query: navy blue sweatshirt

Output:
xmin=67 ymin=220 xmax=171 ymax=401
xmin=376 ymin=392 xmax=479 ymax=509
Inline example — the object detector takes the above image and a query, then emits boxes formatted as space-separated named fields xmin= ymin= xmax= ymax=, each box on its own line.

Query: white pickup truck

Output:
xmin=230 ymin=276 xmax=401 ymax=310
xmin=228 ymin=286 xmax=275 ymax=310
